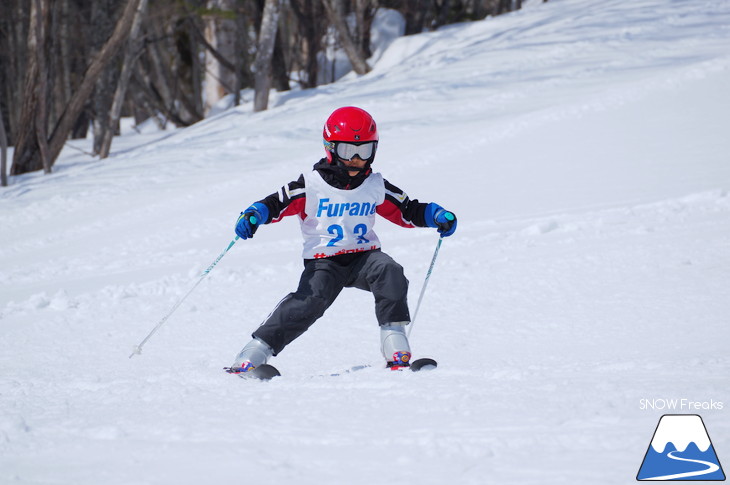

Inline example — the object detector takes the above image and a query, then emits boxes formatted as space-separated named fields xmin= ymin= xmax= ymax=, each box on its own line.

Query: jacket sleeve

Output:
xmin=257 ymin=174 xmax=307 ymax=223
xmin=376 ymin=179 xmax=430 ymax=228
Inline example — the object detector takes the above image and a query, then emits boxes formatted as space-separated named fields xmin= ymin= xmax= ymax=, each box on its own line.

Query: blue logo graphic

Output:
xmin=637 ymin=414 xmax=726 ymax=481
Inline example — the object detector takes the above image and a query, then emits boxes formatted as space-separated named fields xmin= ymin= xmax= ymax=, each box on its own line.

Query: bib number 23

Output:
xmin=327 ymin=223 xmax=370 ymax=246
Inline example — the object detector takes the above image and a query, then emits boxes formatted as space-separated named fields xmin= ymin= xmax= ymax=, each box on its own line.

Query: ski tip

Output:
xmin=410 ymin=358 xmax=438 ymax=372
xmin=251 ymin=364 xmax=281 ymax=380
xmin=225 ymin=364 xmax=281 ymax=381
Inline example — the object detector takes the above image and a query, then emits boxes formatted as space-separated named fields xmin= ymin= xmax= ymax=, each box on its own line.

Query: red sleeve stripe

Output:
xmin=376 ymin=199 xmax=416 ymax=228
xmin=271 ymin=196 xmax=307 ymax=223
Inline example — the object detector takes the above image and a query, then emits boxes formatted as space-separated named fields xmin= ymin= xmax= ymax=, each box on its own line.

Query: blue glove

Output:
xmin=425 ymin=203 xmax=457 ymax=237
xmin=235 ymin=203 xmax=269 ymax=239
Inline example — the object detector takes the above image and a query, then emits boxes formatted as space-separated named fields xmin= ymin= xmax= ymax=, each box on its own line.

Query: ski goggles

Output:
xmin=333 ymin=141 xmax=377 ymax=161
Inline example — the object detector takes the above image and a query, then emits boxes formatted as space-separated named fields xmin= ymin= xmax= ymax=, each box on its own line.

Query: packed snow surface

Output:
xmin=1 ymin=0 xmax=729 ymax=483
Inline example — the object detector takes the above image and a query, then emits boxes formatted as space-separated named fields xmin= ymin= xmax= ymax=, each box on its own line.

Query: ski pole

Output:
xmin=407 ymin=236 xmax=443 ymax=338
xmin=129 ymin=236 xmax=239 ymax=358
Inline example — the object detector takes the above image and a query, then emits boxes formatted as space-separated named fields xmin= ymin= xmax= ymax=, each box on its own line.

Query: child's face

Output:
xmin=341 ymin=156 xmax=367 ymax=176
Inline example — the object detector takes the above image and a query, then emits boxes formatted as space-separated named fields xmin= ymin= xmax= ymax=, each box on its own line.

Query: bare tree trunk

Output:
xmin=1 ymin=0 xmax=31 ymax=148
xmin=91 ymin=0 xmax=121 ymax=156
xmin=187 ymin=18 xmax=205 ymax=117
xmin=11 ymin=0 xmax=51 ymax=175
xmin=166 ymin=21 xmax=203 ymax=125
xmin=99 ymin=0 xmax=148 ymax=159
xmin=233 ymin=5 xmax=251 ymax=105
xmin=354 ymin=0 xmax=377 ymax=59
xmin=203 ymin=0 xmax=239 ymax=115
xmin=34 ymin=0 xmax=52 ymax=174
xmin=131 ymin=64 xmax=188 ymax=127
xmin=272 ymin=27 xmax=291 ymax=92
xmin=0 ymin=105 xmax=8 ymax=187
xmin=11 ymin=0 xmax=141 ymax=175
xmin=47 ymin=0 xmax=142 ymax=169
xmin=403 ymin=0 xmax=429 ymax=36
xmin=322 ymin=0 xmax=370 ymax=75
xmin=128 ymin=80 xmax=164 ymax=129
xmin=54 ymin=0 xmax=73 ymax=128
xmin=149 ymin=33 xmax=174 ymax=118
xmin=290 ymin=0 xmax=325 ymax=89
xmin=435 ymin=0 xmax=452 ymax=29
xmin=253 ymin=0 xmax=281 ymax=113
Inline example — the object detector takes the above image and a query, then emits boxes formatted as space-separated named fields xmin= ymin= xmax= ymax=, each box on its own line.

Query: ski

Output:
xmin=327 ymin=358 xmax=438 ymax=377
xmin=224 ymin=363 xmax=281 ymax=381
xmin=226 ymin=358 xmax=436 ymax=380
xmin=410 ymin=357 xmax=438 ymax=371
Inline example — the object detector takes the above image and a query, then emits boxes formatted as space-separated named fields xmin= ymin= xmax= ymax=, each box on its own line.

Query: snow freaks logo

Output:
xmin=637 ymin=414 xmax=726 ymax=481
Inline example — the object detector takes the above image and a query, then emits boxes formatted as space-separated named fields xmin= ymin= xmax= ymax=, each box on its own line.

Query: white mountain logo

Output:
xmin=637 ymin=414 xmax=726 ymax=481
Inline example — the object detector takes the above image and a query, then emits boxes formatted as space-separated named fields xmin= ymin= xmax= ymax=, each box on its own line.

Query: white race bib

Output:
xmin=300 ymin=171 xmax=385 ymax=259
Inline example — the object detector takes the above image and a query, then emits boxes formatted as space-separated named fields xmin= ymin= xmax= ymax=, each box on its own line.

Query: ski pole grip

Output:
xmin=435 ymin=211 xmax=455 ymax=232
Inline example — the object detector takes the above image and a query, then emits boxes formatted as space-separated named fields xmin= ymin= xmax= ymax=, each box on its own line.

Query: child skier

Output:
xmin=229 ymin=106 xmax=456 ymax=375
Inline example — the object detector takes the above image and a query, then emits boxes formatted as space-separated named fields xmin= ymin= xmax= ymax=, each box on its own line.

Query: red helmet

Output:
xmin=323 ymin=107 xmax=378 ymax=163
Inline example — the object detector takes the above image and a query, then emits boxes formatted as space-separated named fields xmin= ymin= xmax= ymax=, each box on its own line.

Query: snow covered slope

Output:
xmin=2 ymin=0 xmax=729 ymax=483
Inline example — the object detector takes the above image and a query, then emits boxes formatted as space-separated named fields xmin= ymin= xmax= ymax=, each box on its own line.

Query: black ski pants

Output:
xmin=252 ymin=249 xmax=410 ymax=355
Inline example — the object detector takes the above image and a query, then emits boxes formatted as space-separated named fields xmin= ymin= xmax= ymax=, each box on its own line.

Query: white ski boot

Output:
xmin=380 ymin=322 xmax=412 ymax=370
xmin=228 ymin=337 xmax=274 ymax=374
